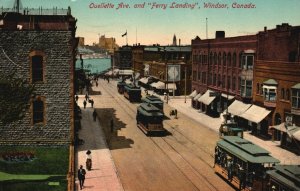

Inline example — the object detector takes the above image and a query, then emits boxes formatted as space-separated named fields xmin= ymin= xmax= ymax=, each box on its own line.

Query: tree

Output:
xmin=0 ymin=72 xmax=35 ymax=124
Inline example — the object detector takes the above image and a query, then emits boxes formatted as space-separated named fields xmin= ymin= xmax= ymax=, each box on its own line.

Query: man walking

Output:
xmin=83 ymin=100 xmax=87 ymax=109
xmin=78 ymin=165 xmax=86 ymax=190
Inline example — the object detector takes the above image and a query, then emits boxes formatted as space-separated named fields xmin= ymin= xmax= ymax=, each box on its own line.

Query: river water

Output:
xmin=75 ymin=58 xmax=111 ymax=74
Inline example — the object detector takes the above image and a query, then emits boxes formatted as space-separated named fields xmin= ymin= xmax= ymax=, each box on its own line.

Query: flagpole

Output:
xmin=126 ymin=29 xmax=128 ymax=45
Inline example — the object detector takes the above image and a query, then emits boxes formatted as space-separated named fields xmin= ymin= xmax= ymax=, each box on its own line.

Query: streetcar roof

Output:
xmin=138 ymin=103 xmax=164 ymax=116
xmin=141 ymin=97 xmax=163 ymax=104
xmin=124 ymin=84 xmax=141 ymax=91
xmin=267 ymin=165 xmax=300 ymax=190
xmin=217 ymin=136 xmax=280 ymax=163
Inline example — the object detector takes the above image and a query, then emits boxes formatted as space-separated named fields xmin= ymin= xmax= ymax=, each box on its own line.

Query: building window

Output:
xmin=218 ymin=74 xmax=221 ymax=87
xmin=281 ymin=88 xmax=285 ymax=99
xmin=202 ymin=72 xmax=206 ymax=84
xmin=263 ymin=86 xmax=277 ymax=101
xmin=213 ymin=74 xmax=216 ymax=86
xmin=33 ymin=98 xmax=44 ymax=124
xmin=286 ymin=89 xmax=290 ymax=101
xmin=218 ymin=53 xmax=221 ymax=66
xmin=222 ymin=75 xmax=225 ymax=88
xmin=209 ymin=52 xmax=213 ymax=65
xmin=30 ymin=51 xmax=45 ymax=83
xmin=241 ymin=54 xmax=254 ymax=70
xmin=223 ymin=53 xmax=227 ymax=66
xmin=227 ymin=53 xmax=231 ymax=67
xmin=232 ymin=76 xmax=236 ymax=91
xmin=292 ymin=89 xmax=300 ymax=108
xmin=193 ymin=71 xmax=196 ymax=81
xmin=260 ymin=84 xmax=263 ymax=95
xmin=241 ymin=79 xmax=252 ymax=97
xmin=256 ymin=83 xmax=260 ymax=94
xmin=198 ymin=71 xmax=201 ymax=81
xmin=214 ymin=53 xmax=217 ymax=66
xmin=289 ymin=51 xmax=297 ymax=62
xmin=233 ymin=53 xmax=237 ymax=67
xmin=227 ymin=76 xmax=231 ymax=90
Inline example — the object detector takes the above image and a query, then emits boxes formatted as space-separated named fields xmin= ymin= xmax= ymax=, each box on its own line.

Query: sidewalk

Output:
xmin=163 ymin=96 xmax=300 ymax=165
xmin=75 ymin=95 xmax=124 ymax=191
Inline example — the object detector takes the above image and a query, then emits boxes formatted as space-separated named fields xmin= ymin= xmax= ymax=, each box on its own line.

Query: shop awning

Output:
xmin=239 ymin=105 xmax=271 ymax=123
xmin=221 ymin=93 xmax=235 ymax=100
xmin=151 ymin=81 xmax=165 ymax=89
xmin=166 ymin=83 xmax=177 ymax=90
xmin=263 ymin=79 xmax=278 ymax=86
xmin=286 ymin=126 xmax=300 ymax=141
xmin=119 ymin=69 xmax=134 ymax=75
xmin=269 ymin=123 xmax=287 ymax=133
xmin=198 ymin=90 xmax=216 ymax=105
xmin=189 ymin=90 xmax=197 ymax=98
xmin=139 ymin=77 xmax=148 ymax=84
xmin=291 ymin=83 xmax=300 ymax=89
xmin=193 ymin=93 xmax=202 ymax=101
xmin=227 ymin=100 xmax=251 ymax=116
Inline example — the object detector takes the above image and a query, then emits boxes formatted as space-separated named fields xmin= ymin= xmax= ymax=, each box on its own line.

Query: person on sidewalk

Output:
xmin=78 ymin=165 xmax=86 ymax=190
xmin=86 ymin=150 xmax=92 ymax=170
xmin=75 ymin=94 xmax=79 ymax=102
xmin=93 ymin=109 xmax=97 ymax=121
xmin=90 ymin=99 xmax=94 ymax=108
xmin=85 ymin=93 xmax=89 ymax=101
xmin=83 ymin=100 xmax=87 ymax=109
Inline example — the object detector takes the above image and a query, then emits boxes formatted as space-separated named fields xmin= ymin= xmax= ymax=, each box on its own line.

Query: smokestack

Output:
xmin=215 ymin=31 xmax=225 ymax=39
xmin=179 ymin=39 xmax=181 ymax=46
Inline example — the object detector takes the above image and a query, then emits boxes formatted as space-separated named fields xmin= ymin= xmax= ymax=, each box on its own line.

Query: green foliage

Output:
xmin=0 ymin=72 xmax=35 ymax=124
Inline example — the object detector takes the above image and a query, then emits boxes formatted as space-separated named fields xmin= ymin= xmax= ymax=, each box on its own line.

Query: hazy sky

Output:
xmin=1 ymin=0 xmax=300 ymax=46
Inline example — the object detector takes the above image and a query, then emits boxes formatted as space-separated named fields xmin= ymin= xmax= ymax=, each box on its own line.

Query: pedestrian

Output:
xmin=77 ymin=165 xmax=86 ymax=190
xmin=174 ymin=109 xmax=177 ymax=119
xmin=86 ymin=150 xmax=92 ymax=170
xmin=75 ymin=94 xmax=79 ymax=102
xmin=93 ymin=109 xmax=97 ymax=121
xmin=110 ymin=119 xmax=114 ymax=133
xmin=107 ymin=77 xmax=110 ymax=83
xmin=83 ymin=100 xmax=87 ymax=109
xmin=90 ymin=99 xmax=94 ymax=108
xmin=85 ymin=93 xmax=89 ymax=101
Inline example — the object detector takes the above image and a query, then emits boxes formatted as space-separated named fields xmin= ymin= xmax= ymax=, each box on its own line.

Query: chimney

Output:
xmin=264 ymin=26 xmax=267 ymax=32
xmin=215 ymin=31 xmax=225 ymax=39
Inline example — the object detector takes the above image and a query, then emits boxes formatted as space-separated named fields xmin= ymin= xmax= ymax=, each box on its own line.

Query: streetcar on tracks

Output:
xmin=124 ymin=84 xmax=141 ymax=102
xmin=219 ymin=121 xmax=244 ymax=138
xmin=214 ymin=136 xmax=280 ymax=191
xmin=141 ymin=95 xmax=164 ymax=113
xmin=136 ymin=103 xmax=165 ymax=135
xmin=117 ymin=80 xmax=126 ymax=94
xmin=266 ymin=165 xmax=300 ymax=191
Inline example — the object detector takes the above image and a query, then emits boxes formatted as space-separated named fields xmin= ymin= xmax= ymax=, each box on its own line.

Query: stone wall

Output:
xmin=0 ymin=30 xmax=74 ymax=145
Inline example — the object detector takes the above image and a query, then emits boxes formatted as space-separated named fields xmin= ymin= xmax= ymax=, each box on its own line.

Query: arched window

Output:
xmin=30 ymin=51 xmax=45 ymax=83
xmin=218 ymin=53 xmax=221 ymax=66
xmin=233 ymin=53 xmax=237 ymax=67
xmin=214 ymin=52 xmax=217 ymax=66
xmin=32 ymin=97 xmax=45 ymax=125
xmin=227 ymin=53 xmax=231 ymax=67
xmin=223 ymin=52 xmax=227 ymax=66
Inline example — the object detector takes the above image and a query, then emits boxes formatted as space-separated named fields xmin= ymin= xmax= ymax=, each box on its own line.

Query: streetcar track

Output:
xmin=101 ymin=81 xmax=221 ymax=191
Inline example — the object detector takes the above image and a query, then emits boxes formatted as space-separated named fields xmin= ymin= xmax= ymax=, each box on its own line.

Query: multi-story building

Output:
xmin=98 ymin=35 xmax=118 ymax=54
xmin=78 ymin=37 xmax=85 ymax=46
xmin=191 ymin=24 xmax=300 ymax=152
xmin=132 ymin=45 xmax=192 ymax=95
xmin=0 ymin=9 xmax=78 ymax=145
xmin=191 ymin=32 xmax=257 ymax=115
xmin=113 ymin=45 xmax=132 ymax=70
xmin=254 ymin=24 xmax=300 ymax=150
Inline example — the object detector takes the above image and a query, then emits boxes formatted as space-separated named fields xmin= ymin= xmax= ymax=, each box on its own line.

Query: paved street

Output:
xmin=74 ymin=78 xmax=300 ymax=191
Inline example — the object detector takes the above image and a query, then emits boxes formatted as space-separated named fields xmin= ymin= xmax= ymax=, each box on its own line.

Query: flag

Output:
xmin=122 ymin=31 xmax=127 ymax=37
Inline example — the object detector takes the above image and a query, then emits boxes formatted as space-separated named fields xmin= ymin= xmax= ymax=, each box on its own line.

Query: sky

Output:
xmin=1 ymin=0 xmax=300 ymax=46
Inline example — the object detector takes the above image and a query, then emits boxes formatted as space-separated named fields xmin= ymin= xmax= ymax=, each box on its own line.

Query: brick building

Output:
xmin=191 ymin=32 xmax=257 ymax=115
xmin=113 ymin=45 xmax=132 ymax=70
xmin=254 ymin=24 xmax=300 ymax=150
xmin=0 ymin=9 xmax=78 ymax=145
xmin=132 ymin=45 xmax=192 ymax=95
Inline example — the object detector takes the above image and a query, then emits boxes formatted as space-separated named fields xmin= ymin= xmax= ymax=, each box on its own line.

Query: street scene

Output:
xmin=0 ymin=0 xmax=300 ymax=191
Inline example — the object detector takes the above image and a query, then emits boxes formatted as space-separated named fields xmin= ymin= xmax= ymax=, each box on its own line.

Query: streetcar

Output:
xmin=117 ymin=80 xmax=126 ymax=94
xmin=214 ymin=136 xmax=280 ymax=191
xmin=136 ymin=103 xmax=165 ymax=135
xmin=219 ymin=122 xmax=244 ymax=138
xmin=141 ymin=95 xmax=164 ymax=113
xmin=266 ymin=165 xmax=300 ymax=191
xmin=123 ymin=84 xmax=141 ymax=102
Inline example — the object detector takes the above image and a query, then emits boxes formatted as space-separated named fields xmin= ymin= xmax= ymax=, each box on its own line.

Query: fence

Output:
xmin=0 ymin=7 xmax=70 ymax=15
